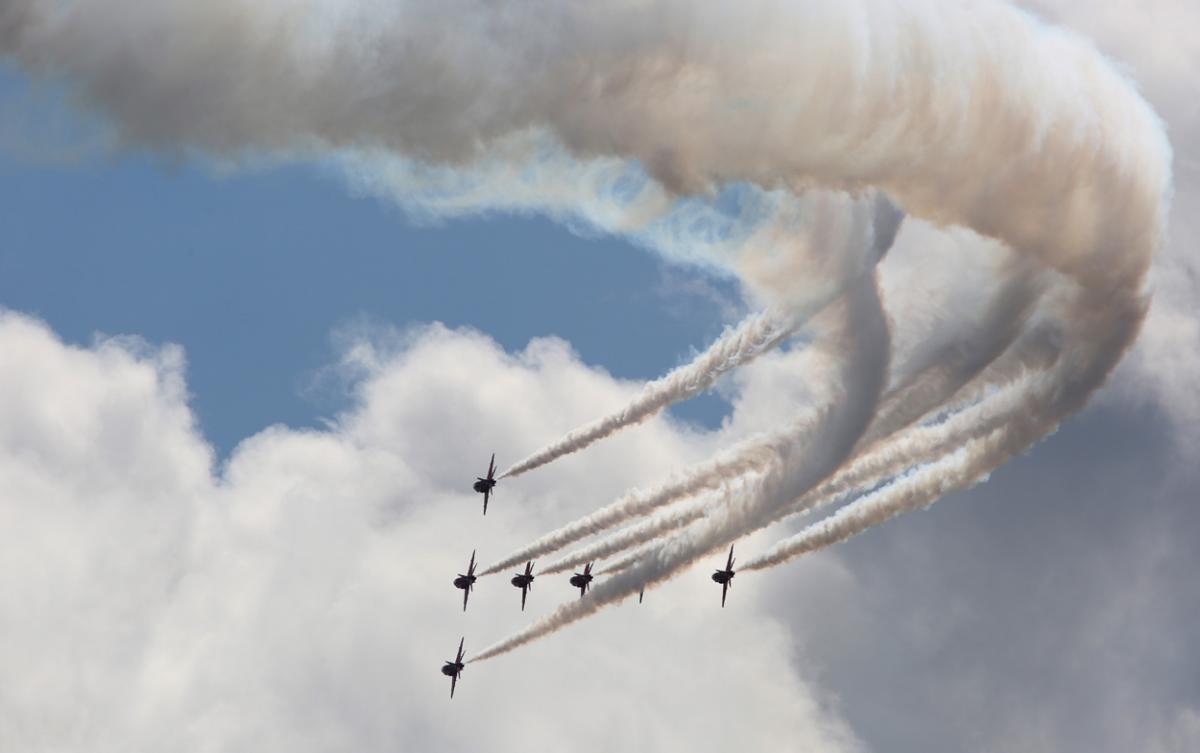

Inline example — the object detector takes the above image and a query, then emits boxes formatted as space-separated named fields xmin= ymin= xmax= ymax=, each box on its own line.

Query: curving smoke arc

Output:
xmin=529 ymin=279 xmax=1041 ymax=579
xmin=1 ymin=0 xmax=1170 ymax=665
xmin=466 ymin=2 xmax=1170 ymax=661
xmin=493 ymin=194 xmax=904 ymax=482
xmin=513 ymin=255 xmax=1042 ymax=580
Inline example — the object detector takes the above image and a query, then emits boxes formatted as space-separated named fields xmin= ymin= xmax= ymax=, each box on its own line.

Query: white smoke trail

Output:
xmin=746 ymin=438 xmax=999 ymax=571
xmin=482 ymin=211 xmax=906 ymax=576
xmin=587 ymin=299 xmax=1065 ymax=581
xmin=540 ymin=490 xmax=725 ymax=577
xmin=491 ymin=300 xmax=1072 ymax=659
xmin=528 ymin=259 xmax=1043 ymax=576
xmin=470 ymin=5 xmax=1169 ymax=657
xmin=479 ymin=398 xmax=814 ymax=576
xmin=472 ymin=273 xmax=891 ymax=662
xmin=601 ymin=402 xmax=1025 ymax=581
xmin=596 ymin=276 xmax=1137 ymax=595
xmin=587 ymin=381 xmax=1021 ymax=580
xmin=498 ymin=307 xmax=798 ymax=480
xmin=495 ymin=191 xmax=903 ymax=480
xmin=483 ymin=209 xmax=1097 ymax=591
xmin=0 ymin=2 xmax=1167 ymax=276
xmin=741 ymin=300 xmax=1120 ymax=571
xmin=0 ymin=0 xmax=1170 ymax=662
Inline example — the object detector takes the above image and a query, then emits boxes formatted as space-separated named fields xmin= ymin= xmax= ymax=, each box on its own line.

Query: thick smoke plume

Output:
xmin=1 ymin=0 xmax=1170 ymax=664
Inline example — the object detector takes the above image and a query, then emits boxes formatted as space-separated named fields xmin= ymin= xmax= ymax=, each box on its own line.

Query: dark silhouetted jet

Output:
xmin=711 ymin=545 xmax=736 ymax=607
xmin=473 ymin=454 xmax=498 ymax=515
xmin=441 ymin=637 xmax=466 ymax=699
xmin=639 ymin=586 xmax=645 ymax=604
xmin=453 ymin=550 xmax=478 ymax=612
xmin=568 ymin=562 xmax=594 ymax=598
xmin=510 ymin=560 xmax=535 ymax=611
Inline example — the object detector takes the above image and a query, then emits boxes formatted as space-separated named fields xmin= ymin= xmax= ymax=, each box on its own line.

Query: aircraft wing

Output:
xmin=482 ymin=489 xmax=490 ymax=516
xmin=520 ymin=585 xmax=528 ymax=611
xmin=462 ymin=587 xmax=469 ymax=612
xmin=721 ymin=580 xmax=729 ymax=608
xmin=450 ymin=673 xmax=457 ymax=699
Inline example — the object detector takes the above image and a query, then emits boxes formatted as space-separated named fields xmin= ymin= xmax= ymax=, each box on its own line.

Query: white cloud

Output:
xmin=0 ymin=310 xmax=863 ymax=753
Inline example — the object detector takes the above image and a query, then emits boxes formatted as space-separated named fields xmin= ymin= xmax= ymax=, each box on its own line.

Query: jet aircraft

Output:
xmin=711 ymin=545 xmax=736 ymax=607
xmin=510 ymin=560 xmax=536 ymax=611
xmin=472 ymin=453 xmax=498 ymax=515
xmin=568 ymin=562 xmax=594 ymax=598
xmin=441 ymin=637 xmax=466 ymax=698
xmin=453 ymin=550 xmax=478 ymax=612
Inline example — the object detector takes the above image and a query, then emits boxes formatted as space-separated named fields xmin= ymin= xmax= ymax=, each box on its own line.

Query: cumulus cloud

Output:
xmin=0 ymin=310 xmax=865 ymax=753
xmin=5 ymin=300 xmax=1195 ymax=753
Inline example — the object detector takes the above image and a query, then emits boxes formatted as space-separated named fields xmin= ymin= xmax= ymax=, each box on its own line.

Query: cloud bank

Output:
xmin=0 ymin=311 xmax=870 ymax=752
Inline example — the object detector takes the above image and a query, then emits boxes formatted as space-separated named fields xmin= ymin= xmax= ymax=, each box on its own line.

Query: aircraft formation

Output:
xmin=443 ymin=454 xmax=738 ymax=699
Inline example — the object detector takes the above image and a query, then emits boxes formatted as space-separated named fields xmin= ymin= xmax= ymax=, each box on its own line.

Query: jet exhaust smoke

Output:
xmin=490 ymin=259 xmax=1041 ymax=577
xmin=1 ymin=0 xmax=1170 ymax=662
xmin=470 ymin=1 xmax=1169 ymax=657
xmin=498 ymin=307 xmax=801 ymax=480
xmin=495 ymin=193 xmax=903 ymax=482
xmin=473 ymin=274 xmax=891 ymax=662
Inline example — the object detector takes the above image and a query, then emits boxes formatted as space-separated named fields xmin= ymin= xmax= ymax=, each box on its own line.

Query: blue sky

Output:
xmin=0 ymin=70 xmax=738 ymax=455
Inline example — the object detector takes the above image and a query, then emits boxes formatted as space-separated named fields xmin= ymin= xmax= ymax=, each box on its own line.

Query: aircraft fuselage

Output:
xmin=712 ymin=571 xmax=734 ymax=584
xmin=453 ymin=574 xmax=476 ymax=590
xmin=569 ymin=573 xmax=593 ymax=597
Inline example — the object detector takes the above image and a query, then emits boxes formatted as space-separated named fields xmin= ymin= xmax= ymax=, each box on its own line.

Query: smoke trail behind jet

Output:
xmin=0 ymin=0 xmax=1171 ymax=662
xmin=470 ymin=2 xmax=1169 ymax=657
xmin=498 ymin=307 xmax=800 ymax=480
xmin=499 ymin=257 xmax=1041 ymax=576
xmin=498 ymin=192 xmax=903 ymax=480
xmin=474 ymin=274 xmax=891 ymax=662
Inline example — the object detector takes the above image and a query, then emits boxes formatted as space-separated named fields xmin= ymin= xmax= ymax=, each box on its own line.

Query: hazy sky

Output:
xmin=1 ymin=2 xmax=1197 ymax=752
